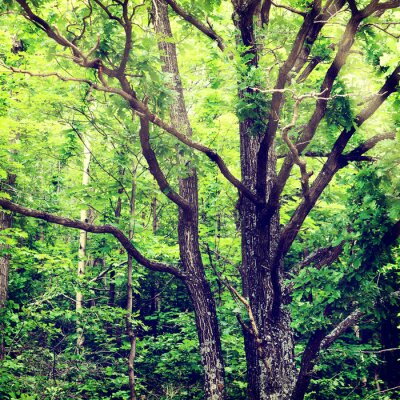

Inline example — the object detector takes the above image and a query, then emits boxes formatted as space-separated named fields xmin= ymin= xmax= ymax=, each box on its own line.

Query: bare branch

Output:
xmin=0 ymin=198 xmax=184 ymax=278
xmin=281 ymin=94 xmax=318 ymax=198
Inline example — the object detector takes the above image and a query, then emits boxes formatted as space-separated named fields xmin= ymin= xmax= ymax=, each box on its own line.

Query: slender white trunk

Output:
xmin=76 ymin=135 xmax=91 ymax=347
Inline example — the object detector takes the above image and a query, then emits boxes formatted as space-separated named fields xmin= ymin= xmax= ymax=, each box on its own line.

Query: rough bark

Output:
xmin=233 ymin=3 xmax=295 ymax=398
xmin=152 ymin=1 xmax=225 ymax=398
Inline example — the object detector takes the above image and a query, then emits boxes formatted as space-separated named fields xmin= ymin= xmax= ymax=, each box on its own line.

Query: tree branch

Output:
xmin=295 ymin=241 xmax=345 ymax=271
xmin=320 ymin=308 xmax=364 ymax=349
xmin=142 ymin=108 xmax=264 ymax=205
xmin=258 ymin=0 xmax=339 ymax=197
xmin=15 ymin=0 xmax=119 ymax=77
xmin=271 ymin=1 xmax=306 ymax=17
xmin=92 ymin=0 xmax=123 ymax=25
xmin=260 ymin=0 xmax=272 ymax=26
xmin=338 ymin=131 xmax=396 ymax=168
xmin=291 ymin=308 xmax=363 ymax=400
xmin=138 ymin=116 xmax=193 ymax=213
xmin=2 ymin=64 xmax=134 ymax=101
xmin=293 ymin=0 xmax=346 ymax=73
xmin=281 ymin=94 xmax=318 ymax=198
xmin=273 ymin=0 xmax=399 ymax=205
xmin=278 ymin=152 xmax=377 ymax=162
xmin=5 ymin=66 xmax=256 ymax=209
xmin=0 ymin=198 xmax=184 ymax=278
xmin=4 ymin=67 xmax=259 ymax=208
xmin=291 ymin=329 xmax=326 ymax=400
xmin=164 ymin=0 xmax=225 ymax=51
xmin=279 ymin=65 xmax=400 ymax=258
xmin=284 ymin=241 xmax=345 ymax=296
xmin=274 ymin=12 xmax=364 ymax=200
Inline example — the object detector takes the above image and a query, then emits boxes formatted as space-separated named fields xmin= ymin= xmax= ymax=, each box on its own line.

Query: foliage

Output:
xmin=0 ymin=0 xmax=399 ymax=399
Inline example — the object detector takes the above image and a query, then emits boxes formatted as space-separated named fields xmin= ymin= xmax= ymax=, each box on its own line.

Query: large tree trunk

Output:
xmin=152 ymin=1 xmax=225 ymax=398
xmin=234 ymin=4 xmax=296 ymax=399
xmin=0 ymin=173 xmax=16 ymax=309
xmin=238 ymin=119 xmax=296 ymax=400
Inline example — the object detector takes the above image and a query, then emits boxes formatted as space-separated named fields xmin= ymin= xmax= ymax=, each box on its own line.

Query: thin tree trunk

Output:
xmin=152 ymin=1 xmax=225 ymax=398
xmin=127 ymin=165 xmax=137 ymax=400
xmin=0 ymin=173 xmax=16 ymax=360
xmin=76 ymin=134 xmax=91 ymax=347
xmin=0 ymin=174 xmax=15 ymax=310
xmin=150 ymin=196 xmax=160 ymax=336
xmin=110 ymin=182 xmax=125 ymax=309
xmin=151 ymin=197 xmax=158 ymax=233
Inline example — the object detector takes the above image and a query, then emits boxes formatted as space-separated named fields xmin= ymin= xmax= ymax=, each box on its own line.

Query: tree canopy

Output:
xmin=0 ymin=0 xmax=399 ymax=399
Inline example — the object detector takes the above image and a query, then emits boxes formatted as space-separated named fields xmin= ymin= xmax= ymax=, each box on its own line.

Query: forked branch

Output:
xmin=138 ymin=116 xmax=193 ymax=213
xmin=275 ymin=0 xmax=399 ymax=200
xmin=280 ymin=65 xmax=400 ymax=257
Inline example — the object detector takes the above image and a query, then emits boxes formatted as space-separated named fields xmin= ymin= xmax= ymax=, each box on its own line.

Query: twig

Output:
xmin=271 ymin=1 xmax=306 ymax=17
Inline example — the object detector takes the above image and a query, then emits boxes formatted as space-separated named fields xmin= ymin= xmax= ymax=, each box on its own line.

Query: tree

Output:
xmin=0 ymin=0 xmax=399 ymax=399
